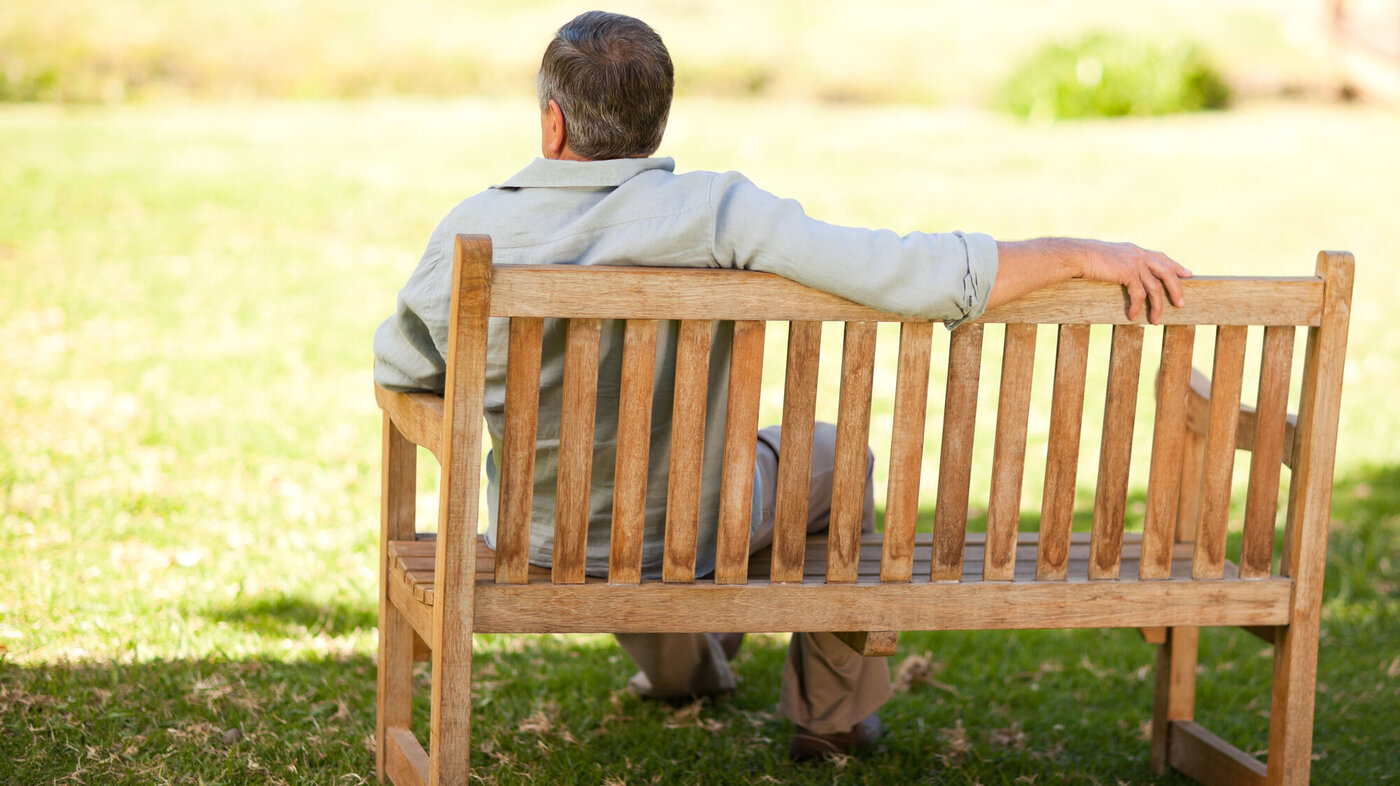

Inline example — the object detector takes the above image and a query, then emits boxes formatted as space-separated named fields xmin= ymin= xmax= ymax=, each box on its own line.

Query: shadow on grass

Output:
xmin=204 ymin=594 xmax=376 ymax=639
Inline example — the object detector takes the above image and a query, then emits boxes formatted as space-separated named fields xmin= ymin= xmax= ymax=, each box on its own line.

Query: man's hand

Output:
xmin=990 ymin=238 xmax=1193 ymax=325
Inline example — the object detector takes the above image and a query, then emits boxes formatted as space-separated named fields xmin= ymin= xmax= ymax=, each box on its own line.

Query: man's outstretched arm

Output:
xmin=989 ymin=238 xmax=1193 ymax=325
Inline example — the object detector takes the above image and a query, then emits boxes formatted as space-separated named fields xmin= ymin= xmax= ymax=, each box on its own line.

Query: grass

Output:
xmin=2 ymin=94 xmax=1398 ymax=783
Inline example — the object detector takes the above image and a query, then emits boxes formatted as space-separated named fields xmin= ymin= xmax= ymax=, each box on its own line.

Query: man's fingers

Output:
xmin=1125 ymin=276 xmax=1147 ymax=321
xmin=1143 ymin=270 xmax=1166 ymax=324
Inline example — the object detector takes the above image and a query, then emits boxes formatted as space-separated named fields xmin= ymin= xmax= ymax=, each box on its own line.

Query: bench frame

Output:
xmin=374 ymin=235 xmax=1352 ymax=785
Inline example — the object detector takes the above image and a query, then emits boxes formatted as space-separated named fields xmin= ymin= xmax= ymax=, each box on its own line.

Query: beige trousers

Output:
xmin=616 ymin=423 xmax=893 ymax=734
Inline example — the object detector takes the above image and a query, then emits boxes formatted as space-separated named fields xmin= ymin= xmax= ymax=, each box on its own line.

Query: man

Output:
xmin=373 ymin=10 xmax=1190 ymax=762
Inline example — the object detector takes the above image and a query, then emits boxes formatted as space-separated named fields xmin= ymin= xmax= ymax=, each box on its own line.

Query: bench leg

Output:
xmin=1150 ymin=626 xmax=1199 ymax=773
xmin=1265 ymin=623 xmax=1320 ymax=785
xmin=378 ymin=415 xmax=417 ymax=782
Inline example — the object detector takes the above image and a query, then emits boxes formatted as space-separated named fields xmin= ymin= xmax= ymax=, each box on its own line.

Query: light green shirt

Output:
xmin=373 ymin=156 xmax=998 ymax=578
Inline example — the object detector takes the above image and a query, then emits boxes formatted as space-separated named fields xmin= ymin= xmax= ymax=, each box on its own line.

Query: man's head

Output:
xmin=537 ymin=11 xmax=673 ymax=160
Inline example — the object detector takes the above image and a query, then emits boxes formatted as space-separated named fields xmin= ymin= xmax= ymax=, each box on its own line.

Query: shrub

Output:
xmin=999 ymin=32 xmax=1231 ymax=120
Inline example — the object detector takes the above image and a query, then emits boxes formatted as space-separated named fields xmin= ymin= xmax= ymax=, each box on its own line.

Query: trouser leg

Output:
xmin=755 ymin=422 xmax=893 ymax=733
xmin=613 ymin=632 xmax=736 ymax=699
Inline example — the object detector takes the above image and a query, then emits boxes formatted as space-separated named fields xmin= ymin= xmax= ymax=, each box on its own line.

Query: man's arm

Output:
xmin=990 ymin=238 xmax=1192 ymax=324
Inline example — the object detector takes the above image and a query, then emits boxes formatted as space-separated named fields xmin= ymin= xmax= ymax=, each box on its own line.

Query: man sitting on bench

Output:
xmin=372 ymin=10 xmax=1190 ymax=761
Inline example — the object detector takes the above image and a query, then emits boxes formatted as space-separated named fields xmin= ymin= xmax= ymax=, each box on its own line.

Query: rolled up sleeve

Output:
xmin=708 ymin=171 xmax=998 ymax=327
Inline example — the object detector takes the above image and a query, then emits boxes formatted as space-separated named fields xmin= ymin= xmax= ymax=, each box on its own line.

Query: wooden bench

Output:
xmin=374 ymin=234 xmax=1353 ymax=785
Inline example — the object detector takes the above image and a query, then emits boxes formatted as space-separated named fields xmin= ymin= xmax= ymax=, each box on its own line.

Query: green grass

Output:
xmin=2 ymin=96 xmax=1398 ymax=783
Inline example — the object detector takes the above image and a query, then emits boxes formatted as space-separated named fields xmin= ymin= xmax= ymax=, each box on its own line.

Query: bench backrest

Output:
xmin=435 ymin=234 xmax=1352 ymax=597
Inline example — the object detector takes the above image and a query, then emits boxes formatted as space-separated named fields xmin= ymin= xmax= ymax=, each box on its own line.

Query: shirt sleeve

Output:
xmin=706 ymin=171 xmax=998 ymax=327
xmin=372 ymin=226 xmax=454 ymax=393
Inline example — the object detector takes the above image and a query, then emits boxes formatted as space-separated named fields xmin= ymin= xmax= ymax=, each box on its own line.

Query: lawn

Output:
xmin=1 ymin=92 xmax=1397 ymax=784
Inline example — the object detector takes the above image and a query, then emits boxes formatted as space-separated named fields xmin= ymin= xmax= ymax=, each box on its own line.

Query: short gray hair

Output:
xmin=537 ymin=11 xmax=674 ymax=160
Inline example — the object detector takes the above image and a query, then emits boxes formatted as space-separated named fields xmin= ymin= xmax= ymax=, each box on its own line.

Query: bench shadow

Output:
xmin=202 ymin=594 xmax=375 ymax=638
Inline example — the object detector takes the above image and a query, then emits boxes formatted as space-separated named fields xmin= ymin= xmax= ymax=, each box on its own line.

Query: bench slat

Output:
xmin=554 ymin=318 xmax=602 ymax=584
xmin=1241 ymin=326 xmax=1295 ymax=579
xmin=828 ymin=322 xmax=878 ymax=583
xmin=772 ymin=321 xmax=822 ymax=583
xmin=932 ymin=324 xmax=984 ymax=581
xmin=609 ymin=319 xmax=658 ymax=584
xmin=1141 ymin=325 xmax=1196 ymax=579
xmin=985 ymin=323 xmax=1037 ymax=581
xmin=1038 ymin=324 xmax=1090 ymax=580
xmin=881 ymin=321 xmax=933 ymax=582
xmin=487 ymin=266 xmax=1324 ymax=326
xmin=496 ymin=317 xmax=543 ymax=585
xmin=1090 ymin=325 xmax=1144 ymax=580
xmin=663 ymin=320 xmax=712 ymax=583
xmin=715 ymin=320 xmax=766 ymax=584
xmin=1194 ymin=326 xmax=1248 ymax=579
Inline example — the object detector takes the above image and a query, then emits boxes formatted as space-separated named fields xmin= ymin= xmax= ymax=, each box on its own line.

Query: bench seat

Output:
xmin=386 ymin=533 xmax=1291 ymax=638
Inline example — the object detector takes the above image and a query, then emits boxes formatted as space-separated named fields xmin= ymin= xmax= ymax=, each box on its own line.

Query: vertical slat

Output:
xmin=715 ymin=320 xmax=765 ymax=584
xmin=1141 ymin=325 xmax=1196 ymax=579
xmin=984 ymin=323 xmax=1037 ymax=581
xmin=1036 ymin=324 xmax=1090 ymax=581
xmin=1089 ymin=324 xmax=1145 ymax=580
xmin=495 ymin=317 xmax=543 ymax=584
xmin=930 ymin=324 xmax=983 ymax=581
xmin=827 ymin=322 xmax=877 ymax=583
xmin=1240 ymin=325 xmax=1295 ymax=579
xmin=1192 ymin=325 xmax=1248 ymax=579
xmin=1177 ymin=430 xmax=1206 ymax=543
xmin=881 ymin=321 xmax=933 ymax=582
xmin=1267 ymin=251 xmax=1352 ymax=786
xmin=772 ymin=321 xmax=822 ymax=583
xmin=553 ymin=317 xmax=602 ymax=585
xmin=663 ymin=319 xmax=713 ymax=583
xmin=377 ymin=414 xmax=416 ymax=781
xmin=609 ymin=319 xmax=658 ymax=584
xmin=427 ymin=234 xmax=492 ymax=785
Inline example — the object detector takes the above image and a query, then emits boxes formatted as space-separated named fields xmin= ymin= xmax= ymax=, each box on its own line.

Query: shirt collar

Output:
xmin=493 ymin=157 xmax=676 ymax=189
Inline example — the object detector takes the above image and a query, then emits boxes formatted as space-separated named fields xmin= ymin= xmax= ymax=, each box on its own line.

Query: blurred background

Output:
xmin=2 ymin=1 xmax=1397 ymax=783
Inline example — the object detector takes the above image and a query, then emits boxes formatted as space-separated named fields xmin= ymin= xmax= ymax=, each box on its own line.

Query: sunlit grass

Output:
xmin=2 ymin=97 xmax=1397 ymax=782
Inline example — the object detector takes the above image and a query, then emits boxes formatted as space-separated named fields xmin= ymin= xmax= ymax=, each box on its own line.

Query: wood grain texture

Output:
xmin=377 ymin=415 xmax=417 ymax=781
xmin=385 ymin=727 xmax=430 ymax=786
xmin=609 ymin=319 xmax=658 ymax=584
xmin=1037 ymin=324 xmax=1090 ymax=581
xmin=1141 ymin=326 xmax=1195 ymax=579
xmin=985 ymin=323 xmax=1037 ymax=582
xmin=827 ymin=322 xmax=877 ymax=583
xmin=374 ymin=386 xmax=444 ymax=462
xmin=772 ymin=321 xmax=822 ymax=583
xmin=1090 ymin=325 xmax=1144 ymax=580
xmin=470 ymin=576 xmax=1290 ymax=633
xmin=1241 ymin=326 xmax=1295 ymax=579
xmin=715 ymin=321 xmax=765 ymax=585
xmin=1167 ymin=721 xmax=1266 ymax=785
xmin=931 ymin=324 xmax=984 ymax=581
xmin=663 ymin=320 xmax=713 ymax=583
xmin=1193 ymin=326 xmax=1248 ymax=580
xmin=881 ymin=321 xmax=933 ymax=582
xmin=554 ymin=317 xmax=601 ymax=585
xmin=1150 ymin=626 xmax=1200 ymax=773
xmin=427 ymin=234 xmax=492 ymax=786
xmin=488 ymin=266 xmax=1324 ymax=326
xmin=495 ymin=317 xmax=543 ymax=585
xmin=1267 ymin=251 xmax=1353 ymax=786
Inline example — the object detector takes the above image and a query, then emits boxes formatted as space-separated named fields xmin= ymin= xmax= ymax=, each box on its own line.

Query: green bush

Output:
xmin=999 ymin=32 xmax=1230 ymax=120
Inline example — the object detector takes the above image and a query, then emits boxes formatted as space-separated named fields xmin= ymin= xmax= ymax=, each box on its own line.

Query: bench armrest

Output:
xmin=1183 ymin=368 xmax=1297 ymax=469
xmin=375 ymin=383 xmax=446 ymax=463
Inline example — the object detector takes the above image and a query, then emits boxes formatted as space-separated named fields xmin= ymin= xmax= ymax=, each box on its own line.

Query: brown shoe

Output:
xmin=789 ymin=713 xmax=883 ymax=761
xmin=713 ymin=633 xmax=744 ymax=661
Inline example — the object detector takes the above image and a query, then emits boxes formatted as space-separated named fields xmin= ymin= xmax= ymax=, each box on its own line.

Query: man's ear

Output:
xmin=540 ymin=99 xmax=567 ymax=159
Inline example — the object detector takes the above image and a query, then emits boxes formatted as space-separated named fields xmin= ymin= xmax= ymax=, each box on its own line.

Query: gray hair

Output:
xmin=537 ymin=11 xmax=674 ymax=159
